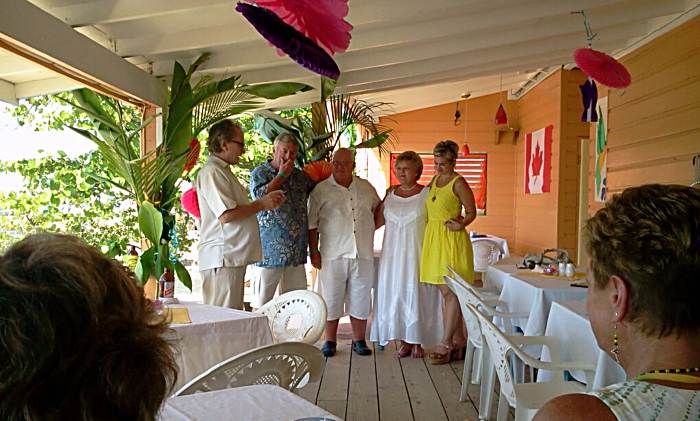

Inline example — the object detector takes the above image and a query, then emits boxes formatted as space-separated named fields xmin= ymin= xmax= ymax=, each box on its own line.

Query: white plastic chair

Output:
xmin=445 ymin=275 xmax=528 ymax=420
xmin=447 ymin=265 xmax=500 ymax=302
xmin=472 ymin=239 xmax=502 ymax=273
xmin=174 ymin=342 xmax=325 ymax=396
xmin=468 ymin=303 xmax=596 ymax=421
xmin=254 ymin=290 xmax=327 ymax=344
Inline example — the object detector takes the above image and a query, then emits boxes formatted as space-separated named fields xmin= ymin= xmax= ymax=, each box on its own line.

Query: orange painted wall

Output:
xmin=379 ymin=95 xmax=518 ymax=248
xmin=588 ymin=15 xmax=700 ymax=217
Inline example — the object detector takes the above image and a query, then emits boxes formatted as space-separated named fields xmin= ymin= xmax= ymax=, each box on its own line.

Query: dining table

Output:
xmin=159 ymin=384 xmax=340 ymax=421
xmin=537 ymin=300 xmax=626 ymax=389
xmin=497 ymin=271 xmax=588 ymax=337
xmin=166 ymin=302 xmax=274 ymax=392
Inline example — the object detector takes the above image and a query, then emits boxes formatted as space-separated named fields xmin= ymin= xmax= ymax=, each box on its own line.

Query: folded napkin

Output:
xmin=165 ymin=307 xmax=192 ymax=324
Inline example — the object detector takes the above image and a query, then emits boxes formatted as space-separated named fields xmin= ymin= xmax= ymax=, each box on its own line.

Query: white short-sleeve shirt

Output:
xmin=308 ymin=175 xmax=380 ymax=261
xmin=195 ymin=155 xmax=262 ymax=270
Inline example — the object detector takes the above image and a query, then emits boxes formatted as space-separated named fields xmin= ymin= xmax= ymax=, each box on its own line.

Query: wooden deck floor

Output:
xmin=298 ymin=339 xmax=514 ymax=421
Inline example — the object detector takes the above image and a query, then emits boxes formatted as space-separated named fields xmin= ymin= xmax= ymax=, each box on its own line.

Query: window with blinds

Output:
xmin=389 ymin=153 xmax=487 ymax=213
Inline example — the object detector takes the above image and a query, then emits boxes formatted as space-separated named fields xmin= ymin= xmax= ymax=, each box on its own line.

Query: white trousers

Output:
xmin=253 ymin=265 xmax=308 ymax=308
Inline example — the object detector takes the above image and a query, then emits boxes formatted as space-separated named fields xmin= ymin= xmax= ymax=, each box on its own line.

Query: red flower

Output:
xmin=181 ymin=188 xmax=200 ymax=219
xmin=303 ymin=160 xmax=332 ymax=182
xmin=184 ymin=138 xmax=200 ymax=173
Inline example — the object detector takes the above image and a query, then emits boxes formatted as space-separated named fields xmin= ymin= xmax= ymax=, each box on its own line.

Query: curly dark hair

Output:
xmin=583 ymin=184 xmax=700 ymax=338
xmin=0 ymin=233 xmax=178 ymax=421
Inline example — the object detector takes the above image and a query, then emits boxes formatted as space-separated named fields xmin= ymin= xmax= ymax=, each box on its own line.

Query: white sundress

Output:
xmin=370 ymin=188 xmax=443 ymax=347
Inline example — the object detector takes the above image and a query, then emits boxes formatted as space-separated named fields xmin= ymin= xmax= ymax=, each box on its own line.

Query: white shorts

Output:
xmin=318 ymin=258 xmax=374 ymax=320
xmin=253 ymin=265 xmax=308 ymax=308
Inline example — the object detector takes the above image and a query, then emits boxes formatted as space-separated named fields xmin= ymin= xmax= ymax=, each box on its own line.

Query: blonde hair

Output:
xmin=584 ymin=184 xmax=700 ymax=338
xmin=394 ymin=151 xmax=423 ymax=180
xmin=433 ymin=140 xmax=459 ymax=164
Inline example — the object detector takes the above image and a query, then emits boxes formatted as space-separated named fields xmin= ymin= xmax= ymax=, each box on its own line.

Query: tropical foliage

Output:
xmin=56 ymin=53 xmax=311 ymax=291
xmin=254 ymin=92 xmax=396 ymax=166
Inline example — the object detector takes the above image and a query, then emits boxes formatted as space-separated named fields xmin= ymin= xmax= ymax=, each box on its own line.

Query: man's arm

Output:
xmin=308 ymin=228 xmax=321 ymax=269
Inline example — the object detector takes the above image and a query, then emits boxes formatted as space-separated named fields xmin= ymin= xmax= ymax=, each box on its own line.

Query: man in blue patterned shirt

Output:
xmin=250 ymin=133 xmax=315 ymax=307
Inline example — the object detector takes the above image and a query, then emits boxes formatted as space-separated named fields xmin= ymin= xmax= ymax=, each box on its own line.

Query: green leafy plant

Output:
xmin=58 ymin=53 xmax=312 ymax=291
xmin=254 ymin=92 xmax=396 ymax=166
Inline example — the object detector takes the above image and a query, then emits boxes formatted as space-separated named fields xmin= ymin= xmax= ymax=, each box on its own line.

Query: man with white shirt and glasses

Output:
xmin=308 ymin=148 xmax=380 ymax=357
xmin=195 ymin=120 xmax=284 ymax=309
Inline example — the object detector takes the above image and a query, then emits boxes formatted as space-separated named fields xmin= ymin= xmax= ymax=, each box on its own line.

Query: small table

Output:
xmin=159 ymin=385 xmax=340 ymax=421
xmin=538 ymin=301 xmax=626 ymax=388
xmin=167 ymin=302 xmax=273 ymax=391
xmin=498 ymin=272 xmax=588 ymax=337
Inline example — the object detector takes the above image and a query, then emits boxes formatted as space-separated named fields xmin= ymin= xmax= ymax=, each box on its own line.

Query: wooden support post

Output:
xmin=140 ymin=104 xmax=159 ymax=299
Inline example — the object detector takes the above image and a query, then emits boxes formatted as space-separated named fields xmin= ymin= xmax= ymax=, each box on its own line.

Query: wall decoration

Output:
xmin=525 ymin=125 xmax=553 ymax=195
xmin=595 ymin=97 xmax=609 ymax=202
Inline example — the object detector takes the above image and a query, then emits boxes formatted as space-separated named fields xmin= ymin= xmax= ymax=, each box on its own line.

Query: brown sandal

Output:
xmin=395 ymin=341 xmax=413 ymax=358
xmin=412 ymin=345 xmax=425 ymax=359
xmin=429 ymin=343 xmax=453 ymax=365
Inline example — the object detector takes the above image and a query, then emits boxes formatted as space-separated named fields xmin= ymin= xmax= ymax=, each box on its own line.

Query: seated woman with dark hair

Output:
xmin=0 ymin=233 xmax=178 ymax=421
xmin=535 ymin=184 xmax=700 ymax=420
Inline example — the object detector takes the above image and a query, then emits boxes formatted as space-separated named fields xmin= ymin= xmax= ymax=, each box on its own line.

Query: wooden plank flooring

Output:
xmin=301 ymin=339 xmax=514 ymax=421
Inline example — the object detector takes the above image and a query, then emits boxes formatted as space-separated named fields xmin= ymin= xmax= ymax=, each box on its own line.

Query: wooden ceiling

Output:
xmin=1 ymin=0 xmax=698 ymax=113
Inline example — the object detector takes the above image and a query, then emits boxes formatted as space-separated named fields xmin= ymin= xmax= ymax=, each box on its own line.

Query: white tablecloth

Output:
xmin=497 ymin=272 xmax=588 ymax=337
xmin=483 ymin=255 xmax=526 ymax=291
xmin=537 ymin=301 xmax=626 ymax=389
xmin=167 ymin=302 xmax=273 ymax=391
xmin=159 ymin=385 xmax=340 ymax=421
xmin=470 ymin=234 xmax=510 ymax=258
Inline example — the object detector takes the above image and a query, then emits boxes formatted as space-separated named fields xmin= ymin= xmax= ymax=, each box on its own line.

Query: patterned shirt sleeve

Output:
xmin=249 ymin=165 xmax=271 ymax=200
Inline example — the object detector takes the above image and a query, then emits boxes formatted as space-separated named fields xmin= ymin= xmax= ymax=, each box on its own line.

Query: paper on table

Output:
xmin=165 ymin=307 xmax=192 ymax=324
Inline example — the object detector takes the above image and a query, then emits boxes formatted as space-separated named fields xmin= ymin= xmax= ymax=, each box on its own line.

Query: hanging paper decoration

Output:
xmin=252 ymin=0 xmax=352 ymax=55
xmin=580 ymin=78 xmax=598 ymax=122
xmin=460 ymin=143 xmax=470 ymax=157
xmin=574 ymin=48 xmax=631 ymax=89
xmin=181 ymin=188 xmax=201 ymax=219
xmin=303 ymin=160 xmax=333 ymax=182
xmin=525 ymin=126 xmax=553 ymax=195
xmin=183 ymin=138 xmax=201 ymax=173
xmin=595 ymin=97 xmax=608 ymax=202
xmin=235 ymin=2 xmax=340 ymax=79
xmin=494 ymin=104 xmax=508 ymax=125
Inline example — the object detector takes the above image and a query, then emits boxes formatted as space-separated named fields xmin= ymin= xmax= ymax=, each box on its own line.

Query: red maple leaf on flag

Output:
xmin=532 ymin=142 xmax=543 ymax=177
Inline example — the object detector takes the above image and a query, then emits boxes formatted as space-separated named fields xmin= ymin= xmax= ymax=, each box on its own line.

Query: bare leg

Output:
xmin=349 ymin=316 xmax=367 ymax=340
xmin=437 ymin=284 xmax=460 ymax=347
xmin=325 ymin=319 xmax=340 ymax=342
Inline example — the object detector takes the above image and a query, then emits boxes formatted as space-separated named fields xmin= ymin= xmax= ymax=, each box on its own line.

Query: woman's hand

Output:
xmin=445 ymin=216 xmax=465 ymax=231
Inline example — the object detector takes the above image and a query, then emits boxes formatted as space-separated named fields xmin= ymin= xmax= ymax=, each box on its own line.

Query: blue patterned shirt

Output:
xmin=249 ymin=161 xmax=315 ymax=267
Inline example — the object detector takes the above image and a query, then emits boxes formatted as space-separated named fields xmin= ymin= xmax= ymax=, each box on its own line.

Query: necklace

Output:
xmin=636 ymin=367 xmax=700 ymax=384
xmin=397 ymin=183 xmax=418 ymax=192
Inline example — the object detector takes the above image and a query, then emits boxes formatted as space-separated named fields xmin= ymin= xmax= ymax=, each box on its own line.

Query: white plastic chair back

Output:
xmin=468 ymin=303 xmax=519 ymax=409
xmin=255 ymin=290 xmax=327 ymax=344
xmin=174 ymin=342 xmax=325 ymax=396
xmin=445 ymin=275 xmax=483 ymax=349
xmin=472 ymin=239 xmax=501 ymax=272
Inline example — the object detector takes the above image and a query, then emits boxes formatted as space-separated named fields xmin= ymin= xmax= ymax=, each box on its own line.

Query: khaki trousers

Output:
xmin=200 ymin=266 xmax=246 ymax=310
xmin=253 ymin=265 xmax=307 ymax=308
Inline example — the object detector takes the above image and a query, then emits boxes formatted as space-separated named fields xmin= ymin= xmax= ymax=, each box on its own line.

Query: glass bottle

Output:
xmin=159 ymin=268 xmax=175 ymax=299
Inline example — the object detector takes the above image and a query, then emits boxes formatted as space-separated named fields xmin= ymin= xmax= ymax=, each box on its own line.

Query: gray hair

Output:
xmin=273 ymin=132 xmax=297 ymax=148
xmin=207 ymin=120 xmax=242 ymax=154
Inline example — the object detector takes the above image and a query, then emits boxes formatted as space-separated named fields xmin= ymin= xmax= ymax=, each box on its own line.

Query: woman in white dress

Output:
xmin=370 ymin=151 xmax=443 ymax=358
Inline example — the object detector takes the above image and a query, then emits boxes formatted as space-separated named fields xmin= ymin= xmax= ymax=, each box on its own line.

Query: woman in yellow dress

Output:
xmin=420 ymin=140 xmax=477 ymax=364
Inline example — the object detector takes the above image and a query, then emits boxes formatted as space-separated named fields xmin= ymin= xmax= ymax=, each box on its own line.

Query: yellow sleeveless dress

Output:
xmin=420 ymin=175 xmax=474 ymax=285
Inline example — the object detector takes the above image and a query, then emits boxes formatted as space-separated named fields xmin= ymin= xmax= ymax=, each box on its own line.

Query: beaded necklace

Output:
xmin=635 ymin=367 xmax=700 ymax=384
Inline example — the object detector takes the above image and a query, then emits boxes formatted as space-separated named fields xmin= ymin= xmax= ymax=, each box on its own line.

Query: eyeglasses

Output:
xmin=228 ymin=139 xmax=245 ymax=149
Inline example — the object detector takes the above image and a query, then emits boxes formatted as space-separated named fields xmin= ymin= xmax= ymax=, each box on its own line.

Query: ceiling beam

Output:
xmin=2 ymin=0 xmax=167 ymax=106
xmin=15 ymin=76 xmax=83 ymax=99
xmin=0 ymin=78 xmax=17 ymax=105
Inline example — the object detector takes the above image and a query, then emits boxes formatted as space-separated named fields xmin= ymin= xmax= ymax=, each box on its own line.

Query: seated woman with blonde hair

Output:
xmin=0 ymin=233 xmax=177 ymax=421
xmin=535 ymin=184 xmax=700 ymax=420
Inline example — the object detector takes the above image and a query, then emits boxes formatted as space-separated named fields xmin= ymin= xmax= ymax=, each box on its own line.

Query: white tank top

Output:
xmin=589 ymin=380 xmax=700 ymax=420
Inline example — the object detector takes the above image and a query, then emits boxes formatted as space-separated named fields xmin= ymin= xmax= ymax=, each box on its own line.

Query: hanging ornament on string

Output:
xmin=495 ymin=74 xmax=508 ymax=125
xmin=235 ymin=2 xmax=341 ymax=79
xmin=572 ymin=10 xmax=631 ymax=122
xmin=461 ymin=94 xmax=470 ymax=156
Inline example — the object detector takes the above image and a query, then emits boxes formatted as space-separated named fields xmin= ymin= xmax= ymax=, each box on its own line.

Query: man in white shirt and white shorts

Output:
xmin=308 ymin=148 xmax=380 ymax=356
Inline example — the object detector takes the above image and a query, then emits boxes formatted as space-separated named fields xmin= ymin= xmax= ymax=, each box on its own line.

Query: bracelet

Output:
xmin=278 ymin=170 xmax=286 ymax=178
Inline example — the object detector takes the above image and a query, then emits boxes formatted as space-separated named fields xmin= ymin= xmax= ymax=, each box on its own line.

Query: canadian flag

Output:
xmin=525 ymin=126 xmax=552 ymax=194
